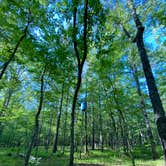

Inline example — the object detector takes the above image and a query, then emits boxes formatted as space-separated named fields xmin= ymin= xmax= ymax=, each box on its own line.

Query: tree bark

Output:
xmin=70 ymin=75 xmax=82 ymax=166
xmin=52 ymin=82 xmax=65 ymax=153
xmin=127 ymin=0 xmax=166 ymax=163
xmin=24 ymin=67 xmax=46 ymax=166
xmin=69 ymin=4 xmax=81 ymax=164
xmin=69 ymin=0 xmax=88 ymax=165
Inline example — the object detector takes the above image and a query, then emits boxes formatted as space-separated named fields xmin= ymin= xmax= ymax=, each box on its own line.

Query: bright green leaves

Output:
xmin=153 ymin=2 xmax=166 ymax=26
xmin=38 ymin=0 xmax=49 ymax=6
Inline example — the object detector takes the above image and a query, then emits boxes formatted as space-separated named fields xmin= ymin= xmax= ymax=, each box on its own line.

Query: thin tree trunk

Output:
xmin=62 ymin=89 xmax=69 ymax=153
xmin=34 ymin=115 xmax=44 ymax=157
xmin=109 ymin=111 xmax=118 ymax=149
xmin=52 ymin=82 xmax=65 ymax=153
xmin=118 ymin=109 xmax=128 ymax=153
xmin=98 ymin=85 xmax=103 ymax=152
xmin=84 ymin=109 xmax=88 ymax=153
xmin=91 ymin=103 xmax=95 ymax=150
xmin=111 ymin=82 xmax=129 ymax=153
xmin=99 ymin=114 xmax=103 ymax=152
xmin=103 ymin=87 xmax=118 ymax=149
xmin=79 ymin=111 xmax=84 ymax=159
xmin=24 ymin=67 xmax=46 ymax=166
xmin=110 ymin=80 xmax=135 ymax=165
xmin=118 ymin=108 xmax=135 ymax=166
xmin=0 ymin=14 xmax=31 ymax=80
xmin=127 ymin=0 xmax=166 ymax=163
xmin=2 ymin=88 xmax=13 ymax=110
xmin=131 ymin=63 xmax=157 ymax=159
xmin=69 ymin=0 xmax=88 ymax=165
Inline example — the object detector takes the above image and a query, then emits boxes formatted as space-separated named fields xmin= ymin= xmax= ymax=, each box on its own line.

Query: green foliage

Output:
xmin=0 ymin=0 xmax=166 ymax=165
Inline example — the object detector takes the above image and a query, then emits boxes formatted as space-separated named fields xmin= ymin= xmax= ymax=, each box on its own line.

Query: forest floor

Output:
xmin=0 ymin=146 xmax=164 ymax=166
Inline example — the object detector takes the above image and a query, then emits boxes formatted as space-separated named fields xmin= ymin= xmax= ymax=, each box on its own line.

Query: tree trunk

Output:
xmin=131 ymin=63 xmax=157 ymax=159
xmin=91 ymin=103 xmax=95 ymax=150
xmin=127 ymin=0 xmax=166 ymax=163
xmin=0 ymin=16 xmax=30 ymax=80
xmin=109 ymin=111 xmax=118 ymax=149
xmin=103 ymin=87 xmax=118 ymax=149
xmin=24 ymin=67 xmax=45 ymax=166
xmin=52 ymin=82 xmax=65 ymax=153
xmin=2 ymin=88 xmax=13 ymax=111
xmin=62 ymin=89 xmax=69 ymax=153
xmin=45 ymin=110 xmax=53 ymax=150
xmin=98 ymin=85 xmax=103 ymax=152
xmin=69 ymin=0 xmax=88 ymax=165
xmin=118 ymin=109 xmax=128 ymax=153
xmin=99 ymin=114 xmax=103 ymax=152
xmin=110 ymin=80 xmax=135 ymax=165
xmin=111 ymin=81 xmax=129 ymax=153
xmin=84 ymin=109 xmax=88 ymax=153
xmin=70 ymin=76 xmax=82 ymax=166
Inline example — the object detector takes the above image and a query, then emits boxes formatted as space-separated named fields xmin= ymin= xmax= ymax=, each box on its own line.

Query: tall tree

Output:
xmin=130 ymin=59 xmax=157 ymax=160
xmin=24 ymin=66 xmax=46 ymax=166
xmin=69 ymin=0 xmax=88 ymax=165
xmin=127 ymin=0 xmax=166 ymax=163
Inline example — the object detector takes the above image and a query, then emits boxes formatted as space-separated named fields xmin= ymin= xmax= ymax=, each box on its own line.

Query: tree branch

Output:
xmin=0 ymin=10 xmax=32 ymax=80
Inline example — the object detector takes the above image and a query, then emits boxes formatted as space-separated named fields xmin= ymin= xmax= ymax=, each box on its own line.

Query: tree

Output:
xmin=52 ymin=81 xmax=65 ymax=153
xmin=69 ymin=0 xmax=88 ymax=165
xmin=128 ymin=52 xmax=157 ymax=159
xmin=127 ymin=0 xmax=166 ymax=163
xmin=0 ymin=1 xmax=32 ymax=80
xmin=24 ymin=65 xmax=46 ymax=166
xmin=0 ymin=0 xmax=165 ymax=165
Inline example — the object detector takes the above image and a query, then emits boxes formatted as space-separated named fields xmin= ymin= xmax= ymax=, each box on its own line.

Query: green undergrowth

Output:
xmin=0 ymin=148 xmax=24 ymax=166
xmin=0 ymin=146 xmax=164 ymax=166
xmin=74 ymin=149 xmax=164 ymax=166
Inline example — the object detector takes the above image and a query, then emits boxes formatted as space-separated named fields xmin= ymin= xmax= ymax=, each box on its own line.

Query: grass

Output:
xmin=0 ymin=146 xmax=164 ymax=166
xmin=0 ymin=148 xmax=24 ymax=166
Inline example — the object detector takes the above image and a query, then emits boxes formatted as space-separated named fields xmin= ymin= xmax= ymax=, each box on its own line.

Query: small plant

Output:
xmin=29 ymin=156 xmax=42 ymax=166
